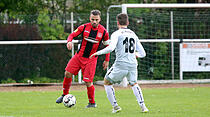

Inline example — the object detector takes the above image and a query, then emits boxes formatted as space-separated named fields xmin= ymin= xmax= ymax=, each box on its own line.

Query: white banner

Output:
xmin=180 ymin=43 xmax=210 ymax=72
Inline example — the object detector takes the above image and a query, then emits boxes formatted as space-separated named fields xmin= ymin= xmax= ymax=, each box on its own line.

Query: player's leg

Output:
xmin=56 ymin=71 xmax=73 ymax=103
xmin=104 ymin=65 xmax=127 ymax=113
xmin=82 ymin=58 xmax=97 ymax=108
xmin=63 ymin=71 xmax=73 ymax=95
xmin=128 ymin=69 xmax=149 ymax=112
xmin=56 ymin=54 xmax=80 ymax=104
xmin=85 ymin=81 xmax=97 ymax=108
xmin=104 ymin=78 xmax=121 ymax=113
xmin=131 ymin=83 xmax=148 ymax=112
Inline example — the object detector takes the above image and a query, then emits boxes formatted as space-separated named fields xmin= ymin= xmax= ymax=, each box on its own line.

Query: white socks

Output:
xmin=104 ymin=84 xmax=146 ymax=109
xmin=131 ymin=84 xmax=145 ymax=107
xmin=104 ymin=85 xmax=118 ymax=107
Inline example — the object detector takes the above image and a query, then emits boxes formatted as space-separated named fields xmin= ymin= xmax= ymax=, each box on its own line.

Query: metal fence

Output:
xmin=0 ymin=13 xmax=108 ymax=83
xmin=1 ymin=7 xmax=210 ymax=83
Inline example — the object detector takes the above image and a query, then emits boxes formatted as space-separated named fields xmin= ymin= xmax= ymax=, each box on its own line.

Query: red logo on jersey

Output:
xmin=97 ymin=33 xmax=102 ymax=38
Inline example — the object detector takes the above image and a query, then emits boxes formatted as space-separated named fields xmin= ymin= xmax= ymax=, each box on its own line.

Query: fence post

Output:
xmin=170 ymin=11 xmax=175 ymax=80
xmin=71 ymin=12 xmax=75 ymax=82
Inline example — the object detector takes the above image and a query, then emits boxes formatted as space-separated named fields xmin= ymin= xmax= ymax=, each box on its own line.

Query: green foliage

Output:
xmin=0 ymin=78 xmax=16 ymax=83
xmin=72 ymin=0 xmax=127 ymax=13
xmin=37 ymin=9 xmax=68 ymax=40
xmin=20 ymin=77 xmax=62 ymax=83
xmin=93 ymin=76 xmax=104 ymax=82
xmin=0 ymin=77 xmax=62 ymax=84
xmin=0 ymin=0 xmax=19 ymax=13
xmin=0 ymin=0 xmax=65 ymax=15
xmin=153 ymin=43 xmax=170 ymax=79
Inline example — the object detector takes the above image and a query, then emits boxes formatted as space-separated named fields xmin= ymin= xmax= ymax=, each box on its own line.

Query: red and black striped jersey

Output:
xmin=67 ymin=23 xmax=110 ymax=61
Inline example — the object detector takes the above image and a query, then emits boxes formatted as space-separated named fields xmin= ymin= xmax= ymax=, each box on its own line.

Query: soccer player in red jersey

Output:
xmin=56 ymin=10 xmax=110 ymax=108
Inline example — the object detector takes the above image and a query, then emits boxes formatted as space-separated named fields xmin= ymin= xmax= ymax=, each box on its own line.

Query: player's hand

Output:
xmin=67 ymin=41 xmax=72 ymax=50
xmin=103 ymin=61 xmax=109 ymax=70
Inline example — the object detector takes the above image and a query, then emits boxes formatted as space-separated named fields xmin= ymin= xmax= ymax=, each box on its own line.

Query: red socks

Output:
xmin=62 ymin=77 xmax=72 ymax=95
xmin=87 ymin=85 xmax=95 ymax=103
xmin=63 ymin=78 xmax=95 ymax=103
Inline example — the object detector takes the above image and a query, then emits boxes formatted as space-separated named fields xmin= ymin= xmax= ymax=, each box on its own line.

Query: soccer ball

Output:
xmin=63 ymin=94 xmax=76 ymax=108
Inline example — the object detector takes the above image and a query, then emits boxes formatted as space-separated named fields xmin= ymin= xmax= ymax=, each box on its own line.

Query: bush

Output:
xmin=1 ymin=78 xmax=16 ymax=84
xmin=20 ymin=77 xmax=62 ymax=83
xmin=37 ymin=9 xmax=69 ymax=40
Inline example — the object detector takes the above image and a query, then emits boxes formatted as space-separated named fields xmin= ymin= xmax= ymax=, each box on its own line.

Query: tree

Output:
xmin=0 ymin=0 xmax=19 ymax=13
xmin=37 ymin=9 xmax=68 ymax=40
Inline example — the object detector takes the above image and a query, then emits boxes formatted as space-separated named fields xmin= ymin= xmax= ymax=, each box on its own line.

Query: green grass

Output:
xmin=0 ymin=87 xmax=210 ymax=117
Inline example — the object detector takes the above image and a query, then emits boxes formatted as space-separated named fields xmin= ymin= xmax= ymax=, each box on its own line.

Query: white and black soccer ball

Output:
xmin=63 ymin=94 xmax=76 ymax=108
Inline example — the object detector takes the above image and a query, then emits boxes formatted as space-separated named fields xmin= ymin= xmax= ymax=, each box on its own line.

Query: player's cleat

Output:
xmin=112 ymin=105 xmax=121 ymax=113
xmin=56 ymin=94 xmax=65 ymax=103
xmin=141 ymin=105 xmax=149 ymax=113
xmin=86 ymin=103 xmax=97 ymax=108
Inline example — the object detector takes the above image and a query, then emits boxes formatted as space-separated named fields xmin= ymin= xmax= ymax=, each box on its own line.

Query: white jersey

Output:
xmin=96 ymin=28 xmax=146 ymax=68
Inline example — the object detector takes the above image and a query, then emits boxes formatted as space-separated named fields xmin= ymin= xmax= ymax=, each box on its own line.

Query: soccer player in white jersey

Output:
xmin=90 ymin=13 xmax=149 ymax=113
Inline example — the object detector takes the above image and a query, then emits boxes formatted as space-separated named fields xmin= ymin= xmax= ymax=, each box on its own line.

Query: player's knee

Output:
xmin=85 ymin=82 xmax=93 ymax=87
xmin=65 ymin=71 xmax=72 ymax=78
xmin=104 ymin=78 xmax=112 ymax=85
xmin=130 ymin=83 xmax=138 ymax=87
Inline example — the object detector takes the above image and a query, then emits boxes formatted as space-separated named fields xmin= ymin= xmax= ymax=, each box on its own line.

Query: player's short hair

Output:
xmin=117 ymin=13 xmax=128 ymax=25
xmin=90 ymin=10 xmax=101 ymax=16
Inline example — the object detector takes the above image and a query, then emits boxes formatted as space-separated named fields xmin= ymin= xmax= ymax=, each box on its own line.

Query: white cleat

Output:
xmin=112 ymin=106 xmax=122 ymax=113
xmin=142 ymin=107 xmax=149 ymax=113
xmin=141 ymin=104 xmax=149 ymax=113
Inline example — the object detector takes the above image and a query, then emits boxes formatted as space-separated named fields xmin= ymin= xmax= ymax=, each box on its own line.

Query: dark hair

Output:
xmin=117 ymin=13 xmax=128 ymax=25
xmin=90 ymin=10 xmax=101 ymax=16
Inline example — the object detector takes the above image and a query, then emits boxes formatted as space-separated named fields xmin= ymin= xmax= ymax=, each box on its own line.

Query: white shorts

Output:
xmin=105 ymin=63 xmax=137 ymax=85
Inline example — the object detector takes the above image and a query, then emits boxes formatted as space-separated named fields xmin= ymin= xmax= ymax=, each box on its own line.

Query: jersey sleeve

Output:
xmin=103 ymin=30 xmax=109 ymax=41
xmin=102 ymin=30 xmax=110 ymax=46
xmin=105 ymin=53 xmax=110 ymax=61
xmin=67 ymin=25 xmax=85 ymax=42
xmin=136 ymin=38 xmax=146 ymax=58
xmin=103 ymin=29 xmax=110 ymax=61
xmin=97 ymin=32 xmax=118 ymax=56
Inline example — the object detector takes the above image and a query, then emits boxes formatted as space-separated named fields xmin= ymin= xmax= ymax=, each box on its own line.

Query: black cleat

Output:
xmin=86 ymin=103 xmax=97 ymax=108
xmin=56 ymin=94 xmax=65 ymax=103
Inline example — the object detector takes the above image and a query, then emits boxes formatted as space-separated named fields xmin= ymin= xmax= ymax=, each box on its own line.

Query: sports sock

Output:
xmin=87 ymin=85 xmax=95 ymax=103
xmin=62 ymin=77 xmax=72 ymax=95
xmin=131 ymin=84 xmax=145 ymax=107
xmin=104 ymin=85 xmax=118 ymax=107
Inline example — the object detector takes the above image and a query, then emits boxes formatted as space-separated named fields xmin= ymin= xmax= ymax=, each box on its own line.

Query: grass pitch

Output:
xmin=0 ymin=87 xmax=209 ymax=117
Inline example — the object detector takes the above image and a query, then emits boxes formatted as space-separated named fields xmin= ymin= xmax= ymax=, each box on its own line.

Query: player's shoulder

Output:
xmin=83 ymin=23 xmax=91 ymax=27
xmin=98 ymin=24 xmax=107 ymax=31
xmin=110 ymin=30 xmax=122 ymax=39
xmin=77 ymin=23 xmax=88 ymax=29
xmin=111 ymin=30 xmax=120 ymax=36
xmin=77 ymin=23 xmax=92 ymax=30
xmin=125 ymin=28 xmax=136 ymax=34
xmin=126 ymin=29 xmax=138 ymax=37
xmin=112 ymin=29 xmax=125 ymax=35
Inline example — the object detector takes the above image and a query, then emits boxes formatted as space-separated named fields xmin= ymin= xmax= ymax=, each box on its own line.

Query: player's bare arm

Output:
xmin=103 ymin=61 xmax=109 ymax=70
